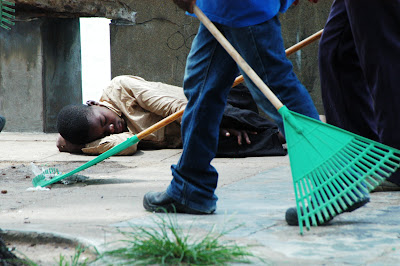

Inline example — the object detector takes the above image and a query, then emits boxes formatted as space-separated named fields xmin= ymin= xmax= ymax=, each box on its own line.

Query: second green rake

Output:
xmin=0 ymin=0 xmax=14 ymax=30
xmin=193 ymin=5 xmax=400 ymax=234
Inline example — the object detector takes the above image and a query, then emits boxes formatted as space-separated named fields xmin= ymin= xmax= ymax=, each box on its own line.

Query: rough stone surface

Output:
xmin=14 ymin=0 xmax=136 ymax=21
xmin=0 ymin=132 xmax=399 ymax=265
xmin=0 ymin=18 xmax=82 ymax=132
xmin=110 ymin=1 xmax=197 ymax=86
xmin=111 ymin=1 xmax=333 ymax=113
xmin=1 ymin=1 xmax=332 ymax=132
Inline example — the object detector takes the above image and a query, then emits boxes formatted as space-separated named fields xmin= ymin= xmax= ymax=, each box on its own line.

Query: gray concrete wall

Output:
xmin=0 ymin=18 xmax=82 ymax=132
xmin=110 ymin=0 xmax=333 ymax=114
xmin=280 ymin=2 xmax=333 ymax=113
xmin=0 ymin=1 xmax=333 ymax=132
xmin=110 ymin=1 xmax=197 ymax=86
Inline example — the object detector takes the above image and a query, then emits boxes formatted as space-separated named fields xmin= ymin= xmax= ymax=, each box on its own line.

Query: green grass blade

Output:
xmin=98 ymin=213 xmax=257 ymax=265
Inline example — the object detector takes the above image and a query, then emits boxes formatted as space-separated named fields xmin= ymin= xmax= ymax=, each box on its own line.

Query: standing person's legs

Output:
xmin=319 ymin=0 xmax=378 ymax=141
xmin=222 ymin=16 xmax=320 ymax=135
xmin=144 ymin=23 xmax=238 ymax=213
xmin=345 ymin=0 xmax=400 ymax=185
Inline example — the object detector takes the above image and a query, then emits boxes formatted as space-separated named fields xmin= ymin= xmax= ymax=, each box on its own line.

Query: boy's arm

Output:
xmin=57 ymin=132 xmax=137 ymax=156
xmin=82 ymin=132 xmax=137 ymax=156
xmin=101 ymin=76 xmax=187 ymax=124
xmin=133 ymin=82 xmax=187 ymax=122
xmin=56 ymin=134 xmax=85 ymax=153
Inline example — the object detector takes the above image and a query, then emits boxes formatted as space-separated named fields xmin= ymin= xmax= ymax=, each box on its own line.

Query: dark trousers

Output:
xmin=319 ymin=0 xmax=400 ymax=184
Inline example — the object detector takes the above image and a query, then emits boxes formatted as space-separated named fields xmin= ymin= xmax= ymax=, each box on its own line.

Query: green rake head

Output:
xmin=32 ymin=135 xmax=140 ymax=187
xmin=279 ymin=106 xmax=400 ymax=234
xmin=0 ymin=0 xmax=15 ymax=30
xmin=33 ymin=167 xmax=62 ymax=183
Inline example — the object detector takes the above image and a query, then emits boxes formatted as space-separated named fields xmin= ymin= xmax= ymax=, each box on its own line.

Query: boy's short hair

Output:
xmin=57 ymin=104 xmax=92 ymax=144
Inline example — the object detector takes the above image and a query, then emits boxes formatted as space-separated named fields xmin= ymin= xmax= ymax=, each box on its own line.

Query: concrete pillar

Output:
xmin=0 ymin=18 xmax=82 ymax=132
xmin=110 ymin=1 xmax=333 ymax=114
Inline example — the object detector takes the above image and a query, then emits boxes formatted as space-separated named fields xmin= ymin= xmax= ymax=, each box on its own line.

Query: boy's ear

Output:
xmin=86 ymin=100 xmax=100 ymax=106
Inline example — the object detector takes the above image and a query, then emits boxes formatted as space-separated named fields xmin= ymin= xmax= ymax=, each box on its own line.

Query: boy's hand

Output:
xmin=56 ymin=134 xmax=84 ymax=153
xmin=220 ymin=128 xmax=257 ymax=146
xmin=172 ymin=0 xmax=196 ymax=13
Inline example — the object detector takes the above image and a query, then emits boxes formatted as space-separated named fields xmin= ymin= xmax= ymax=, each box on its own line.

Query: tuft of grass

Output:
xmin=98 ymin=212 xmax=256 ymax=265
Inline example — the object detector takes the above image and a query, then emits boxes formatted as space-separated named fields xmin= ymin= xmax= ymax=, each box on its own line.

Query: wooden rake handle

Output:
xmin=231 ymin=29 xmax=323 ymax=87
xmin=135 ymin=14 xmax=322 ymax=141
xmin=136 ymin=108 xmax=185 ymax=140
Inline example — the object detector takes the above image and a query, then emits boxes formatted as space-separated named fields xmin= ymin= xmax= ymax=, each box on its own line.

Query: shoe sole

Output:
xmin=286 ymin=196 xmax=370 ymax=226
xmin=143 ymin=196 xmax=174 ymax=213
xmin=344 ymin=197 xmax=370 ymax=212
xmin=143 ymin=195 xmax=212 ymax=215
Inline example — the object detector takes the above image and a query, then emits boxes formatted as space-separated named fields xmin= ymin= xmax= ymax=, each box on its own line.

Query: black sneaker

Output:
xmin=371 ymin=180 xmax=400 ymax=192
xmin=285 ymin=196 xmax=370 ymax=226
xmin=143 ymin=191 xmax=215 ymax=214
xmin=285 ymin=206 xmax=334 ymax=226
xmin=0 ymin=115 xmax=5 ymax=132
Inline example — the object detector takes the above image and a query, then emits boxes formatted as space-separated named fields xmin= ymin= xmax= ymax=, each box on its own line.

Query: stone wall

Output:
xmin=13 ymin=0 xmax=136 ymax=21
xmin=280 ymin=1 xmax=333 ymax=113
xmin=0 ymin=0 xmax=333 ymax=132
xmin=110 ymin=0 xmax=333 ymax=114
xmin=0 ymin=18 xmax=81 ymax=132
xmin=0 ymin=0 xmax=134 ymax=132
xmin=110 ymin=1 xmax=196 ymax=86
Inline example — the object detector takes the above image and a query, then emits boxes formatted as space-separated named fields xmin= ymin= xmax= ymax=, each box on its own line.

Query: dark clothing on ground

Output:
xmin=218 ymin=84 xmax=286 ymax=157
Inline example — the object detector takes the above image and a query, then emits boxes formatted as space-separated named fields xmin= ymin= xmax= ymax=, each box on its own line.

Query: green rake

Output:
xmin=0 ymin=0 xmax=14 ymax=30
xmin=193 ymin=5 xmax=400 ymax=234
xmin=32 ymin=109 xmax=185 ymax=187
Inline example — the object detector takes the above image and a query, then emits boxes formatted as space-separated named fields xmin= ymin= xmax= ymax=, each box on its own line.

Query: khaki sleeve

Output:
xmin=139 ymin=81 xmax=187 ymax=120
xmin=82 ymin=132 xmax=138 ymax=156
xmin=109 ymin=76 xmax=187 ymax=121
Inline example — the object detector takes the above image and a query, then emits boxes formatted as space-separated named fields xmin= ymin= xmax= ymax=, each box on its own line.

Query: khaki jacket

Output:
xmin=82 ymin=75 xmax=187 ymax=155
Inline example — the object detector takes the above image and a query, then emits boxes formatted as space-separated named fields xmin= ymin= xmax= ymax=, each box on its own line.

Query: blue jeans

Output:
xmin=167 ymin=16 xmax=320 ymax=213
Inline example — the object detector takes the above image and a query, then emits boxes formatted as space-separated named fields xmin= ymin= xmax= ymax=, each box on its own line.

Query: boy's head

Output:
xmin=57 ymin=103 xmax=127 ymax=145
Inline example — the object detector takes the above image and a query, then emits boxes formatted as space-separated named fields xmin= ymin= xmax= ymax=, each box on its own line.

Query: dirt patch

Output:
xmin=1 ymin=230 xmax=97 ymax=265
xmin=0 ymin=161 xmax=130 ymax=188
xmin=0 ymin=162 xmax=132 ymax=264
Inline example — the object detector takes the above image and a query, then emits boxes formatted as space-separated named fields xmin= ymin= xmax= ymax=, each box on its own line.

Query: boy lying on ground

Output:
xmin=56 ymin=75 xmax=286 ymax=157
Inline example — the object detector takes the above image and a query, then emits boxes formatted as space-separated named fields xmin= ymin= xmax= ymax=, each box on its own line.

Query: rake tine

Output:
xmin=310 ymin=172 xmax=330 ymax=223
xmin=304 ymin=175 xmax=320 ymax=226
xmin=303 ymin=177 xmax=318 ymax=227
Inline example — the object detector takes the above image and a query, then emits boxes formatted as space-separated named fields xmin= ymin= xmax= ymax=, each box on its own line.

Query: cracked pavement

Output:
xmin=0 ymin=132 xmax=399 ymax=265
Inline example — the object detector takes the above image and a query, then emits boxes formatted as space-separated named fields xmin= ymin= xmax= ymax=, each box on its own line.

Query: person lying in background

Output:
xmin=56 ymin=75 xmax=286 ymax=157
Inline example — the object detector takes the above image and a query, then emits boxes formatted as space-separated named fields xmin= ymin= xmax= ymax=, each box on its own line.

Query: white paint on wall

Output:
xmin=80 ymin=18 xmax=111 ymax=103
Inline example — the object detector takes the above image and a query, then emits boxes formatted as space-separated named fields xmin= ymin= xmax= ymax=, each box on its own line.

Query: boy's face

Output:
xmin=87 ymin=105 xmax=128 ymax=142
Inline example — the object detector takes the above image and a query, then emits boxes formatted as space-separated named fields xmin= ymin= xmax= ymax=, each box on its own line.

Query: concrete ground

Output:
xmin=0 ymin=132 xmax=399 ymax=265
